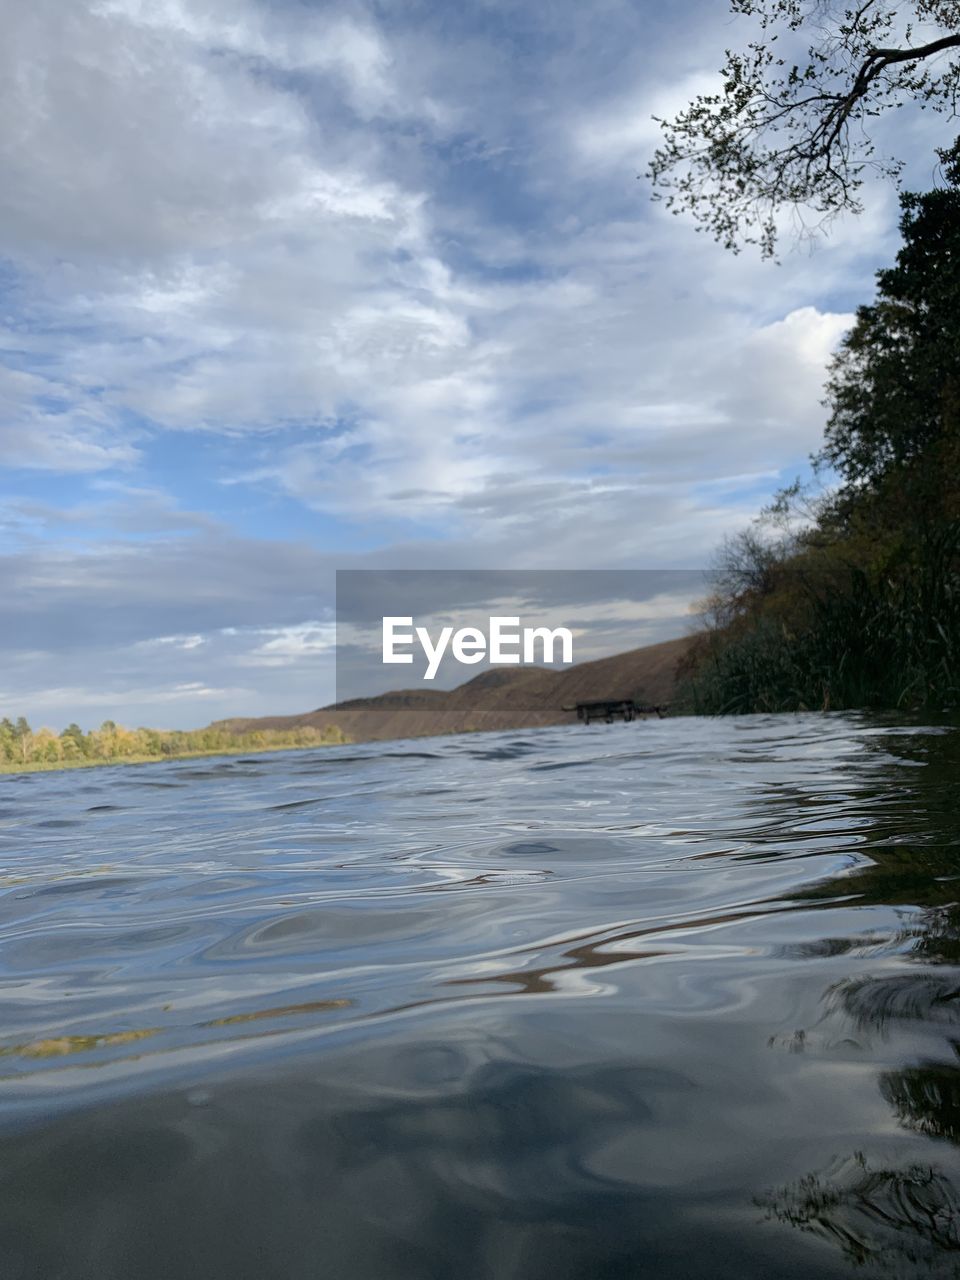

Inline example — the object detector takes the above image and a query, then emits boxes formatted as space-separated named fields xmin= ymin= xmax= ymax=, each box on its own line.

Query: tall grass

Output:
xmin=678 ymin=525 xmax=960 ymax=715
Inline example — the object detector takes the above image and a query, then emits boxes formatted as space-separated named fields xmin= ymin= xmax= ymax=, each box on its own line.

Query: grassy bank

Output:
xmin=0 ymin=720 xmax=348 ymax=776
xmin=677 ymin=527 xmax=960 ymax=714
xmin=0 ymin=738 xmax=351 ymax=777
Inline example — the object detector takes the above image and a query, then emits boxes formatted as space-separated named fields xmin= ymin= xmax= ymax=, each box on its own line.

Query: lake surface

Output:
xmin=1 ymin=714 xmax=959 ymax=1278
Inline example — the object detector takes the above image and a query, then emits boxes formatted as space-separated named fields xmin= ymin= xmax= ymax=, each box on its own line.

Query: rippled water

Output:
xmin=1 ymin=714 xmax=960 ymax=1278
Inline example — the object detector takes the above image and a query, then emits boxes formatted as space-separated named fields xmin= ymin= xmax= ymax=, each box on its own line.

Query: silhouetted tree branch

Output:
xmin=647 ymin=1 xmax=960 ymax=255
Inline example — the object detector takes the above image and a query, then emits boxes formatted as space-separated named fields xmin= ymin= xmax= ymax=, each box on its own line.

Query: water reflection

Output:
xmin=0 ymin=1027 xmax=843 ymax=1280
xmin=756 ymin=721 xmax=960 ymax=1275
xmin=759 ymin=1155 xmax=960 ymax=1276
xmin=0 ymin=998 xmax=352 ymax=1064
xmin=0 ymin=714 xmax=959 ymax=1277
xmin=882 ymin=1060 xmax=960 ymax=1144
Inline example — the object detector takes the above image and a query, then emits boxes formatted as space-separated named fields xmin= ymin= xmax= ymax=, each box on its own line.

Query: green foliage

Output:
xmin=648 ymin=1 xmax=960 ymax=255
xmin=679 ymin=528 xmax=960 ymax=712
xmin=821 ymin=139 xmax=960 ymax=505
xmin=680 ymin=151 xmax=960 ymax=712
xmin=0 ymin=719 xmax=347 ymax=773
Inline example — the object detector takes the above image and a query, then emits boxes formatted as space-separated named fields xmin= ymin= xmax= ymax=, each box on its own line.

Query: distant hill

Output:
xmin=216 ymin=634 xmax=695 ymax=743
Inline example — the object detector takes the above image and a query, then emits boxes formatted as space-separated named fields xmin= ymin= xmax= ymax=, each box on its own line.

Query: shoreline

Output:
xmin=0 ymin=740 xmax=349 ymax=778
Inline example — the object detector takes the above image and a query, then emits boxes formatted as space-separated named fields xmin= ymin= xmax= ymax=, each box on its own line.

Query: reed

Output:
xmin=678 ymin=525 xmax=960 ymax=715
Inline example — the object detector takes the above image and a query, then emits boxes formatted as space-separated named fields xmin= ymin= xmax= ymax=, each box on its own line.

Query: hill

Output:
xmin=217 ymin=634 xmax=695 ymax=743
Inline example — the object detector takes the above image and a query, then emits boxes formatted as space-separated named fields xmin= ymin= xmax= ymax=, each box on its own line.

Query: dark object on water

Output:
xmin=563 ymin=699 xmax=667 ymax=724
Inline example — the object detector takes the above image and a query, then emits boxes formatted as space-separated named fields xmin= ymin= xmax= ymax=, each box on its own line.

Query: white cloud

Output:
xmin=1 ymin=0 xmax=883 ymax=509
xmin=573 ymin=70 xmax=721 ymax=167
xmin=137 ymin=634 xmax=207 ymax=651
xmin=0 ymin=0 xmax=926 ymax=724
xmin=239 ymin=621 xmax=338 ymax=667
xmin=0 ymin=364 xmax=139 ymax=472
xmin=716 ymin=306 xmax=854 ymax=431
xmin=1 ymin=680 xmax=250 ymax=717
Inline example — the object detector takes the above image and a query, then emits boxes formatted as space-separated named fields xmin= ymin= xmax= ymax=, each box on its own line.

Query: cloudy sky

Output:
xmin=0 ymin=0 xmax=940 ymax=728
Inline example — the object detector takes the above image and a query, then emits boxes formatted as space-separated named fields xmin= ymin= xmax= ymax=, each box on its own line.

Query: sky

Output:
xmin=0 ymin=0 xmax=942 ymax=728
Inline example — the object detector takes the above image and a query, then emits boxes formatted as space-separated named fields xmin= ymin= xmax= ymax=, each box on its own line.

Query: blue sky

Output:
xmin=0 ymin=0 xmax=939 ymax=728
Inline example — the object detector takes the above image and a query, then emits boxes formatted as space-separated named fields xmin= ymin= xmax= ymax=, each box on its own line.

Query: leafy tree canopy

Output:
xmin=648 ymin=1 xmax=960 ymax=255
xmin=678 ymin=152 xmax=960 ymax=713
xmin=820 ymin=138 xmax=960 ymax=514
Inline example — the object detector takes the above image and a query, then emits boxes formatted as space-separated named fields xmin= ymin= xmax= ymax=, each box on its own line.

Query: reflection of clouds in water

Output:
xmin=758 ymin=723 xmax=960 ymax=1276
xmin=1 ymin=717 xmax=959 ymax=1276
xmin=0 ymin=1054 xmax=717 ymax=1280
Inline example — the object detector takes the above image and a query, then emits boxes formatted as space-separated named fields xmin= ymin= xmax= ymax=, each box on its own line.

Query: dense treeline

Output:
xmin=679 ymin=141 xmax=960 ymax=715
xmin=0 ymin=717 xmax=346 ymax=772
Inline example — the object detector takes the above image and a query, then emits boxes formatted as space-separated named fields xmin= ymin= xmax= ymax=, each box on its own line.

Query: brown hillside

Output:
xmin=217 ymin=634 xmax=695 ymax=743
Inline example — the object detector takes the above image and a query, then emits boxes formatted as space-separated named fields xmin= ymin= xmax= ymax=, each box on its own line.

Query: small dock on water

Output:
xmin=563 ymin=699 xmax=667 ymax=725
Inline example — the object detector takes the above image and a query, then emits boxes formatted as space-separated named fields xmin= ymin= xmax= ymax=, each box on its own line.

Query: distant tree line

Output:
xmin=0 ymin=717 xmax=346 ymax=771
xmin=678 ymin=140 xmax=960 ymax=714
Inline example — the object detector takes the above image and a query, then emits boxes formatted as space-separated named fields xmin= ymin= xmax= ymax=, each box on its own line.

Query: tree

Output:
xmin=819 ymin=137 xmax=960 ymax=518
xmin=60 ymin=723 xmax=87 ymax=755
xmin=648 ymin=1 xmax=960 ymax=256
xmin=13 ymin=717 xmax=31 ymax=764
xmin=678 ymin=153 xmax=960 ymax=713
xmin=0 ymin=715 xmax=348 ymax=772
xmin=33 ymin=729 xmax=61 ymax=763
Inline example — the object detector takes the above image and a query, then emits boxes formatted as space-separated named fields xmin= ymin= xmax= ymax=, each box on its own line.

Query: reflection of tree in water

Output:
xmin=882 ymin=1061 xmax=960 ymax=1146
xmin=830 ymin=974 xmax=960 ymax=1033
xmin=763 ymin=1010 xmax=960 ymax=1274
xmin=791 ymin=722 xmax=960 ymax=967
xmin=758 ymin=1154 xmax=960 ymax=1276
xmin=762 ymin=724 xmax=960 ymax=1274
xmin=769 ymin=724 xmax=960 ymax=1058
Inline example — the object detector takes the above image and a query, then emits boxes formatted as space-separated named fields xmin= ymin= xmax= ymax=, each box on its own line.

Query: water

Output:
xmin=1 ymin=714 xmax=959 ymax=1279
